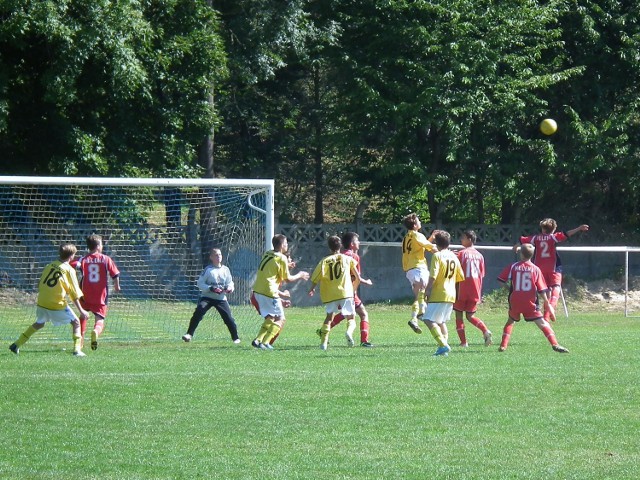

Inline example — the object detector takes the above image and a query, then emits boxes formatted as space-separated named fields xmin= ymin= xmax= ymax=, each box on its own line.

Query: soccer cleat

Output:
xmin=408 ymin=320 xmax=423 ymax=334
xmin=345 ymin=332 xmax=355 ymax=347
xmin=181 ymin=334 xmax=192 ymax=343
xmin=91 ymin=331 xmax=98 ymax=351
xmin=251 ymin=339 xmax=262 ymax=349
xmin=459 ymin=342 xmax=469 ymax=348
xmin=260 ymin=342 xmax=273 ymax=350
xmin=9 ymin=343 xmax=19 ymax=355
xmin=498 ymin=346 xmax=506 ymax=352
xmin=483 ymin=330 xmax=493 ymax=347
xmin=233 ymin=339 xmax=241 ymax=344
xmin=73 ymin=351 xmax=87 ymax=357
xmin=433 ymin=345 xmax=451 ymax=356
xmin=360 ymin=341 xmax=374 ymax=348
xmin=552 ymin=344 xmax=569 ymax=353
xmin=320 ymin=343 xmax=328 ymax=351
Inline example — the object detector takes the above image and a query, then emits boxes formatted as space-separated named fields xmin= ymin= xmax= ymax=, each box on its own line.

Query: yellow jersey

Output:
xmin=310 ymin=253 xmax=357 ymax=303
xmin=402 ymin=230 xmax=436 ymax=271
xmin=428 ymin=249 xmax=464 ymax=303
xmin=252 ymin=250 xmax=290 ymax=298
xmin=37 ymin=260 xmax=84 ymax=310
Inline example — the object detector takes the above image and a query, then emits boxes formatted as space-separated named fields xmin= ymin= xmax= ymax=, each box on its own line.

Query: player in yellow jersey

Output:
xmin=422 ymin=231 xmax=465 ymax=356
xmin=251 ymin=234 xmax=309 ymax=350
xmin=9 ymin=243 xmax=89 ymax=356
xmin=402 ymin=213 xmax=437 ymax=334
xmin=308 ymin=236 xmax=372 ymax=350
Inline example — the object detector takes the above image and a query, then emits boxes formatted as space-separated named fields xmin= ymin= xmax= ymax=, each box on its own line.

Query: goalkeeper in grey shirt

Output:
xmin=182 ymin=248 xmax=240 ymax=343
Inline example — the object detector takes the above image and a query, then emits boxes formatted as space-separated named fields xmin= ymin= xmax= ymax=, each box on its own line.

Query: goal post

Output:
xmin=0 ymin=176 xmax=274 ymax=343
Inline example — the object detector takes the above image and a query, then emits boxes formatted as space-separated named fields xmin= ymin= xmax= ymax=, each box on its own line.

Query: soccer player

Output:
xmin=519 ymin=218 xmax=589 ymax=321
xmin=325 ymin=232 xmax=374 ymax=347
xmin=308 ymin=236 xmax=372 ymax=350
xmin=402 ymin=213 xmax=437 ymax=334
xmin=74 ymin=234 xmax=121 ymax=350
xmin=496 ymin=243 xmax=569 ymax=353
xmin=9 ymin=243 xmax=89 ymax=356
xmin=421 ymin=230 xmax=464 ymax=356
xmin=453 ymin=230 xmax=492 ymax=347
xmin=251 ymin=234 xmax=309 ymax=349
xmin=182 ymin=248 xmax=240 ymax=344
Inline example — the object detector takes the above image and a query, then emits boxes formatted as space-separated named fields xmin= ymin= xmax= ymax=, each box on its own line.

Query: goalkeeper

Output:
xmin=182 ymin=248 xmax=240 ymax=344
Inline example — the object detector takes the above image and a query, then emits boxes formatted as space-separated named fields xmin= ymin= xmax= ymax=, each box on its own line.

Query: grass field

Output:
xmin=1 ymin=303 xmax=639 ymax=479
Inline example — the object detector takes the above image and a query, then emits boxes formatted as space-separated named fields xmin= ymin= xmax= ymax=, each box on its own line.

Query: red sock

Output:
xmin=501 ymin=323 xmax=514 ymax=349
xmin=360 ymin=320 xmax=369 ymax=343
xmin=80 ymin=317 xmax=87 ymax=337
xmin=540 ymin=325 xmax=558 ymax=346
xmin=331 ymin=313 xmax=345 ymax=328
xmin=456 ymin=319 xmax=467 ymax=344
xmin=469 ymin=316 xmax=488 ymax=333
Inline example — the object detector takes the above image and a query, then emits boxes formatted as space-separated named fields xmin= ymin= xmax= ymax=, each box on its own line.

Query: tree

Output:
xmin=0 ymin=0 xmax=226 ymax=177
xmin=328 ymin=0 xmax=583 ymax=224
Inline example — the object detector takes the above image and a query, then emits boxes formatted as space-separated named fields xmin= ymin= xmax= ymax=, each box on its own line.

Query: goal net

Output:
xmin=0 ymin=176 xmax=274 ymax=344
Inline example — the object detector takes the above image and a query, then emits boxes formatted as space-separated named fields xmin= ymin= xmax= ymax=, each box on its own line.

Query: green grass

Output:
xmin=1 ymin=305 xmax=639 ymax=479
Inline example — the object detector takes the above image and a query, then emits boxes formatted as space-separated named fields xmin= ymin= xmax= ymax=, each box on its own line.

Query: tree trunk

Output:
xmin=312 ymin=64 xmax=324 ymax=224
xmin=198 ymin=91 xmax=215 ymax=178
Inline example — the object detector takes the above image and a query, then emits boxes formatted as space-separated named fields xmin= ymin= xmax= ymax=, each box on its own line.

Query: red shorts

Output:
xmin=453 ymin=298 xmax=478 ymax=313
xmin=508 ymin=305 xmax=543 ymax=322
xmin=543 ymin=272 xmax=562 ymax=288
xmin=80 ymin=300 xmax=107 ymax=319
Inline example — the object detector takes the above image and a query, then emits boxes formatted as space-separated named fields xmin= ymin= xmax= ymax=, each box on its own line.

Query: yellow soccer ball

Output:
xmin=540 ymin=118 xmax=557 ymax=135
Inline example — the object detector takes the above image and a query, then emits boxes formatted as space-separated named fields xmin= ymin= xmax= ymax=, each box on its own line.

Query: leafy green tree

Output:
xmin=329 ymin=0 xmax=583 ymax=224
xmin=533 ymin=0 xmax=640 ymax=230
xmin=0 ymin=0 xmax=226 ymax=176
xmin=213 ymin=0 xmax=346 ymax=222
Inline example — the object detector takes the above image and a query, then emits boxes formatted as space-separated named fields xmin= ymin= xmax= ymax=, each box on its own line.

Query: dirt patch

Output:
xmin=563 ymin=276 xmax=640 ymax=312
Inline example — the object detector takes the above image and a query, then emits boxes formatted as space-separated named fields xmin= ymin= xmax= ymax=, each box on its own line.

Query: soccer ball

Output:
xmin=540 ymin=118 xmax=557 ymax=135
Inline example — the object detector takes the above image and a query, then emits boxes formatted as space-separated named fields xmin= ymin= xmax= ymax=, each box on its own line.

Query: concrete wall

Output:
xmin=284 ymin=244 xmax=640 ymax=307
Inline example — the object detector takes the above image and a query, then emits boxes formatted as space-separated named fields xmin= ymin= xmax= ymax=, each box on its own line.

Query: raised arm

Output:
xmin=566 ymin=224 xmax=589 ymax=237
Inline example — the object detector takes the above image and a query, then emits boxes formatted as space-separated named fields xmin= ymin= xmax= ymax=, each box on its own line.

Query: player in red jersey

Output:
xmin=496 ymin=243 xmax=568 ymax=353
xmin=453 ymin=230 xmax=492 ymax=347
xmin=519 ymin=218 xmax=589 ymax=321
xmin=326 ymin=232 xmax=374 ymax=347
xmin=75 ymin=234 xmax=121 ymax=350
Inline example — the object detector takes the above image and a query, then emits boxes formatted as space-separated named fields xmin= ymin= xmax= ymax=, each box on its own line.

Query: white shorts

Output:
xmin=253 ymin=292 xmax=285 ymax=319
xmin=423 ymin=303 xmax=453 ymax=325
xmin=36 ymin=306 xmax=78 ymax=327
xmin=324 ymin=298 xmax=356 ymax=316
xmin=405 ymin=267 xmax=429 ymax=287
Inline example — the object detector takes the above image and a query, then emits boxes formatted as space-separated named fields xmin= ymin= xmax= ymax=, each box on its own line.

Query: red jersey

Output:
xmin=498 ymin=260 xmax=548 ymax=319
xmin=342 ymin=249 xmax=362 ymax=305
xmin=455 ymin=247 xmax=484 ymax=304
xmin=77 ymin=252 xmax=120 ymax=306
xmin=519 ymin=232 xmax=568 ymax=275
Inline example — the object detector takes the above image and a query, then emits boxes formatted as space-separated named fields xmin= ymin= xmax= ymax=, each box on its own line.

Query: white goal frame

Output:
xmin=0 ymin=176 xmax=275 ymax=343
xmin=362 ymin=242 xmax=640 ymax=318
